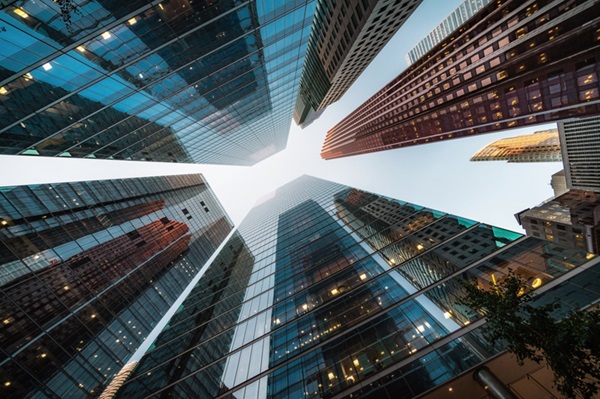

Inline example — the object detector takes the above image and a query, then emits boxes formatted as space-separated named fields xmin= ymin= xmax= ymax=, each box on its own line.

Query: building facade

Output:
xmin=0 ymin=1 xmax=316 ymax=165
xmin=322 ymin=0 xmax=600 ymax=160
xmin=470 ymin=128 xmax=561 ymax=163
xmin=0 ymin=174 xmax=233 ymax=398
xmin=405 ymin=0 xmax=491 ymax=66
xmin=516 ymin=189 xmax=600 ymax=254
xmin=559 ymin=116 xmax=600 ymax=192
xmin=551 ymin=169 xmax=568 ymax=197
xmin=293 ymin=0 xmax=422 ymax=127
xmin=106 ymin=175 xmax=598 ymax=399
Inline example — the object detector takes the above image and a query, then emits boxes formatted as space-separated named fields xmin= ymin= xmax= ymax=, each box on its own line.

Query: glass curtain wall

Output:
xmin=0 ymin=174 xmax=232 ymax=398
xmin=112 ymin=175 xmax=598 ymax=399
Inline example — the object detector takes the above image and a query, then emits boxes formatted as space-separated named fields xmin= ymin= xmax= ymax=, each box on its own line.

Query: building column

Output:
xmin=473 ymin=367 xmax=519 ymax=399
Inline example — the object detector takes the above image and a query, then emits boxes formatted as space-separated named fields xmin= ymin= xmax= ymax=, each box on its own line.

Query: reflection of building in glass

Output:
xmin=405 ymin=0 xmax=491 ymax=66
xmin=294 ymin=0 xmax=422 ymax=127
xmin=470 ymin=129 xmax=560 ymax=163
xmin=0 ymin=1 xmax=315 ymax=165
xmin=114 ymin=231 xmax=254 ymax=398
xmin=559 ymin=116 xmax=600 ymax=192
xmin=109 ymin=176 xmax=598 ymax=399
xmin=322 ymin=0 xmax=600 ymax=160
xmin=516 ymin=190 xmax=600 ymax=254
xmin=0 ymin=174 xmax=232 ymax=398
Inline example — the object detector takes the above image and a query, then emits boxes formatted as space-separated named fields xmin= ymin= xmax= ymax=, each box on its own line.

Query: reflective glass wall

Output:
xmin=112 ymin=175 xmax=598 ymax=399
xmin=0 ymin=0 xmax=316 ymax=165
xmin=0 ymin=174 xmax=233 ymax=398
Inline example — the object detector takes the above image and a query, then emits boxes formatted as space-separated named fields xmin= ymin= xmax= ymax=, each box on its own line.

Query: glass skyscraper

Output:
xmin=0 ymin=1 xmax=316 ymax=165
xmin=107 ymin=175 xmax=599 ymax=399
xmin=0 ymin=174 xmax=232 ymax=398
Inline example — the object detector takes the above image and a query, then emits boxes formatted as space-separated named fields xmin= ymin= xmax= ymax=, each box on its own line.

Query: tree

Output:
xmin=459 ymin=271 xmax=600 ymax=398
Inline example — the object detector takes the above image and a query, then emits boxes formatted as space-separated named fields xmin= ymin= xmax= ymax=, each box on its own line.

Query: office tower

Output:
xmin=293 ymin=0 xmax=423 ymax=127
xmin=405 ymin=0 xmax=491 ymax=66
xmin=0 ymin=174 xmax=233 ymax=398
xmin=551 ymin=170 xmax=568 ymax=197
xmin=559 ymin=116 xmax=600 ymax=192
xmin=0 ymin=2 xmax=316 ymax=165
xmin=107 ymin=176 xmax=598 ymax=399
xmin=322 ymin=0 xmax=600 ymax=160
xmin=516 ymin=190 xmax=600 ymax=254
xmin=470 ymin=128 xmax=561 ymax=163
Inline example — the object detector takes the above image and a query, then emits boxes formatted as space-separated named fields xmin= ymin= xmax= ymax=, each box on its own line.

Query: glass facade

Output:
xmin=0 ymin=0 xmax=316 ymax=165
xmin=110 ymin=175 xmax=599 ymax=399
xmin=322 ymin=0 xmax=600 ymax=160
xmin=0 ymin=174 xmax=233 ymax=398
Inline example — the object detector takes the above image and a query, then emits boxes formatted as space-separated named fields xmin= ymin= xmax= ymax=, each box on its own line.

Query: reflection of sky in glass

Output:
xmin=1 ymin=0 xmax=317 ymax=165
xmin=221 ymin=178 xmax=464 ymax=396
xmin=0 ymin=174 xmax=232 ymax=398
xmin=492 ymin=226 xmax=523 ymax=246
xmin=1 ymin=16 xmax=182 ymax=122
xmin=107 ymin=172 xmax=600 ymax=399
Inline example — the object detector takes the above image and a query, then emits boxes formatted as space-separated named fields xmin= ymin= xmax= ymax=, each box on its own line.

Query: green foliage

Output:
xmin=460 ymin=271 xmax=600 ymax=398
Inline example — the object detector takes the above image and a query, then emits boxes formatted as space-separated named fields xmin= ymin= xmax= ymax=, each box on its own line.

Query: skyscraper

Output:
xmin=516 ymin=189 xmax=600 ymax=254
xmin=0 ymin=1 xmax=316 ymax=165
xmin=322 ymin=0 xmax=600 ymax=160
xmin=405 ymin=0 xmax=491 ymax=66
xmin=107 ymin=176 xmax=598 ymax=399
xmin=0 ymin=174 xmax=232 ymax=398
xmin=293 ymin=0 xmax=422 ymax=127
xmin=515 ymin=116 xmax=600 ymax=252
xmin=470 ymin=128 xmax=561 ymax=163
xmin=559 ymin=115 xmax=600 ymax=192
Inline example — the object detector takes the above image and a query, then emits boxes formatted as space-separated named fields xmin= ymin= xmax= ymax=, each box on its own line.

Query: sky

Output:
xmin=0 ymin=0 xmax=563 ymax=233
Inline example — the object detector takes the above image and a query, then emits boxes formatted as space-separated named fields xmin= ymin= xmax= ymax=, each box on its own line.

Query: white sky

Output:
xmin=0 ymin=0 xmax=562 ymax=233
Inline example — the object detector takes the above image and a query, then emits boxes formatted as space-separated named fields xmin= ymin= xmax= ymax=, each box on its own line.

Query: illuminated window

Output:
xmin=580 ymin=88 xmax=599 ymax=101
xmin=577 ymin=73 xmax=598 ymax=86
xmin=13 ymin=8 xmax=28 ymax=18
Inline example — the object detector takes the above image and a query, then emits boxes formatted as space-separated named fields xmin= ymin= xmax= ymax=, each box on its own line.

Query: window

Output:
xmin=577 ymin=72 xmax=598 ymax=86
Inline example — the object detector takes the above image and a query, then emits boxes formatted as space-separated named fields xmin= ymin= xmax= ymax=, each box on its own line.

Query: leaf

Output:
xmin=459 ymin=271 xmax=600 ymax=398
